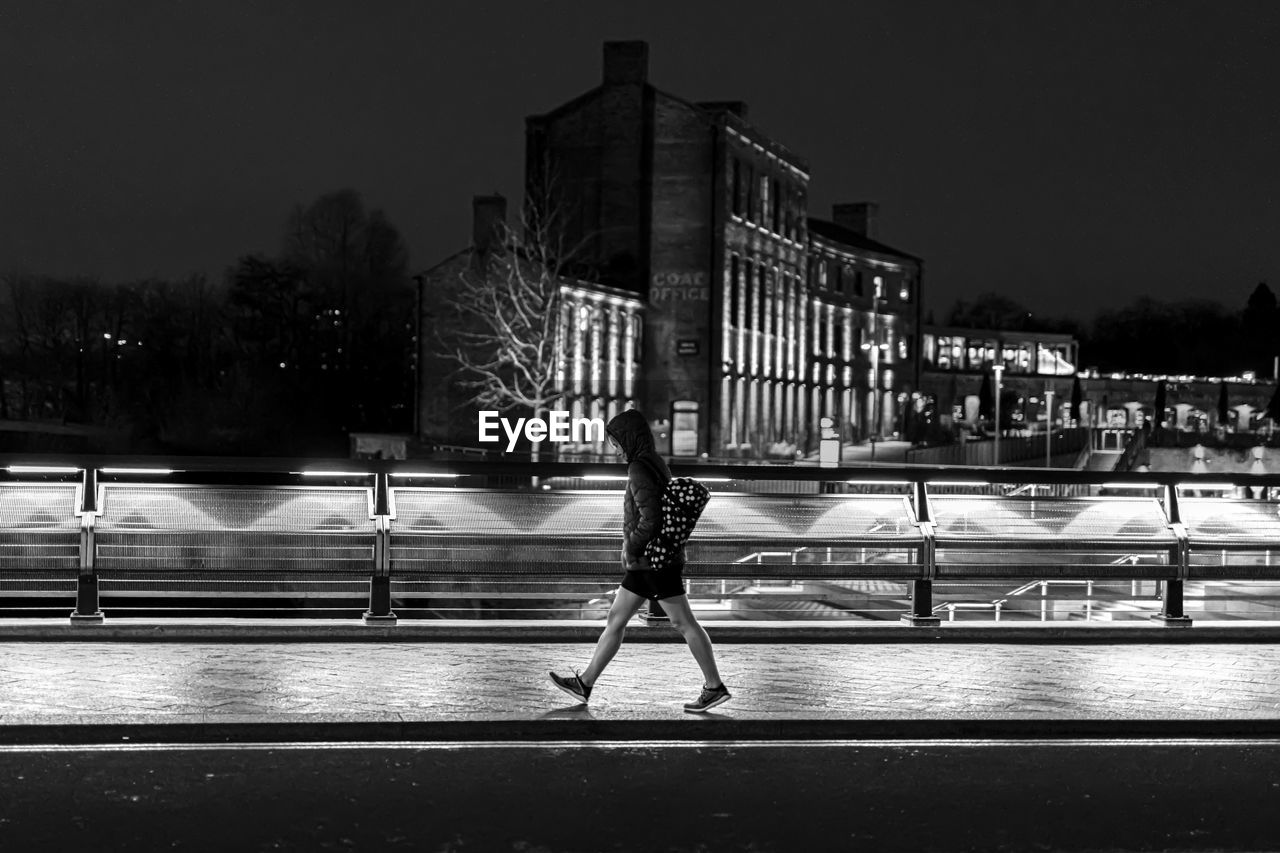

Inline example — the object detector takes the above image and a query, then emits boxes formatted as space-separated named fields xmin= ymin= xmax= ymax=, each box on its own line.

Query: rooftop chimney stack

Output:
xmin=833 ymin=202 xmax=879 ymax=240
xmin=603 ymin=40 xmax=649 ymax=85
xmin=472 ymin=194 xmax=507 ymax=254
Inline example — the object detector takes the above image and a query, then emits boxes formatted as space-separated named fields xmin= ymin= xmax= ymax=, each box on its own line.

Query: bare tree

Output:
xmin=435 ymin=193 xmax=591 ymax=457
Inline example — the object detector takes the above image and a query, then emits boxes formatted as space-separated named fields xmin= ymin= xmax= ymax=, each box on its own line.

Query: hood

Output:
xmin=605 ymin=408 xmax=654 ymax=463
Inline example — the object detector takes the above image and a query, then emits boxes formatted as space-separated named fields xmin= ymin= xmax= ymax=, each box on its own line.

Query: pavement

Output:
xmin=2 ymin=616 xmax=1280 ymax=744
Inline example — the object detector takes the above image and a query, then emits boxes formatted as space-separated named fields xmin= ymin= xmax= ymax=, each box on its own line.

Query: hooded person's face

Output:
xmin=607 ymin=435 xmax=623 ymax=458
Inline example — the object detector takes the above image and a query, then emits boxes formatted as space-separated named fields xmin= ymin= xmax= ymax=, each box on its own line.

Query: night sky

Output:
xmin=4 ymin=1 xmax=1278 ymax=321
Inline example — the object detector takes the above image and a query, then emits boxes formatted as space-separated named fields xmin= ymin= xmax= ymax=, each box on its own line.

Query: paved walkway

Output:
xmin=2 ymin=624 xmax=1279 ymax=742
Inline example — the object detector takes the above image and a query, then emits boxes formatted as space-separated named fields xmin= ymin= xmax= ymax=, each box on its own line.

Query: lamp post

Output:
xmin=1044 ymin=385 xmax=1055 ymax=467
xmin=412 ymin=273 xmax=425 ymax=441
xmin=993 ymin=364 xmax=1004 ymax=466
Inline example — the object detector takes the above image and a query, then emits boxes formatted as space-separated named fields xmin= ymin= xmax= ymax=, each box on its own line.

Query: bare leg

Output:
xmin=580 ymin=586 xmax=646 ymax=687
xmin=659 ymin=594 xmax=723 ymax=688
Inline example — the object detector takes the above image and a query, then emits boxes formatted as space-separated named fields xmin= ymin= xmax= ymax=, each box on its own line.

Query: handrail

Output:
xmin=4 ymin=457 xmax=1279 ymax=627
xmin=4 ymin=454 xmax=1280 ymax=488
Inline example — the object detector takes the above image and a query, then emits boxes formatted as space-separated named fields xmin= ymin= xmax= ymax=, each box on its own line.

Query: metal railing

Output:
xmin=4 ymin=454 xmax=1280 ymax=626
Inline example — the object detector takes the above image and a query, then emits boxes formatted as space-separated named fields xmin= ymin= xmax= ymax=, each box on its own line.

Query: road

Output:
xmin=2 ymin=739 xmax=1278 ymax=851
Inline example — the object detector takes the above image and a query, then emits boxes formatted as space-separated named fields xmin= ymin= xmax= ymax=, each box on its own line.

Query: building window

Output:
xmin=745 ymin=164 xmax=756 ymax=222
xmin=729 ymin=256 xmax=740 ymax=327
xmin=900 ymin=277 xmax=913 ymax=302
xmin=757 ymin=264 xmax=768 ymax=332
xmin=759 ymin=174 xmax=769 ymax=224
xmin=853 ymin=269 xmax=864 ymax=297
xmin=770 ymin=178 xmax=780 ymax=233
xmin=731 ymin=159 xmax=742 ymax=216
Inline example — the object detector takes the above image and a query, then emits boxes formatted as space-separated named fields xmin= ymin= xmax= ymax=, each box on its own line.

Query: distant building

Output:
xmin=918 ymin=324 xmax=1080 ymax=434
xmin=519 ymin=40 xmax=923 ymax=458
xmin=807 ymin=209 xmax=923 ymax=441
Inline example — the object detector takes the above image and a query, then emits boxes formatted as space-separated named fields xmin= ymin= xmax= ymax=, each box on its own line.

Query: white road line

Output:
xmin=2 ymin=738 xmax=1280 ymax=753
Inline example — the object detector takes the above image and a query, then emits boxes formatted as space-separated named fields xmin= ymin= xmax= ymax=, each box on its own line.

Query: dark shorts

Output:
xmin=620 ymin=568 xmax=686 ymax=601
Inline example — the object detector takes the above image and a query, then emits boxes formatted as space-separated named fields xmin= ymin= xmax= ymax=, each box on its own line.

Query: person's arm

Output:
xmin=625 ymin=458 xmax=663 ymax=559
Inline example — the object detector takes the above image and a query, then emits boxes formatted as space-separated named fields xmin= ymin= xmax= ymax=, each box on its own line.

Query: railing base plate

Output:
xmin=69 ymin=611 xmax=105 ymax=625
xmin=1150 ymin=614 xmax=1193 ymax=627
xmin=362 ymin=613 xmax=398 ymax=626
xmin=900 ymin=614 xmax=942 ymax=627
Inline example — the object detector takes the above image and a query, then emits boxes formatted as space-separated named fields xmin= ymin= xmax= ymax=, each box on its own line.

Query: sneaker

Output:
xmin=549 ymin=670 xmax=592 ymax=704
xmin=683 ymin=682 xmax=731 ymax=713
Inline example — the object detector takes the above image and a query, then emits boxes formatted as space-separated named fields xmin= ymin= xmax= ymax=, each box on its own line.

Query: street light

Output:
xmin=1044 ymin=385 xmax=1055 ymax=467
xmin=993 ymin=364 xmax=1004 ymax=466
xmin=412 ymin=273 xmax=425 ymax=440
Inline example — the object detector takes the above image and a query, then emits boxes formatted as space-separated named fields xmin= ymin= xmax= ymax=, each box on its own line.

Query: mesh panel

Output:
xmin=698 ymin=495 xmax=918 ymax=540
xmin=393 ymin=489 xmax=620 ymax=535
xmin=0 ymin=485 xmax=80 ymax=529
xmin=96 ymin=532 xmax=372 ymax=574
xmin=1181 ymin=499 xmax=1280 ymax=548
xmin=0 ymin=485 xmax=81 ymax=573
xmin=97 ymin=486 xmax=371 ymax=531
xmin=0 ymin=540 xmax=79 ymax=571
xmin=98 ymin=575 xmax=366 ymax=594
xmin=935 ymin=549 xmax=1174 ymax=580
xmin=931 ymin=496 xmax=1174 ymax=545
xmin=389 ymin=491 xmax=921 ymax=576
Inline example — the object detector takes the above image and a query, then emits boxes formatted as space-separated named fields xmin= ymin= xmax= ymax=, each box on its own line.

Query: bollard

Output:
xmin=1153 ymin=579 xmax=1192 ymax=627
xmin=900 ymin=579 xmax=941 ymax=627
xmin=71 ymin=468 xmax=103 ymax=624
xmin=72 ymin=570 xmax=104 ymax=624
xmin=364 ymin=574 xmax=396 ymax=624
xmin=363 ymin=476 xmax=397 ymax=625
xmin=642 ymin=599 xmax=669 ymax=624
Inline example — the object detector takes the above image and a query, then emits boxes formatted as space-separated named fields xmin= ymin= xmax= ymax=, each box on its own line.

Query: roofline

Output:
xmin=415 ymin=246 xmax=473 ymax=278
xmin=808 ymin=220 xmax=923 ymax=264
xmin=923 ymin=323 xmax=1078 ymax=344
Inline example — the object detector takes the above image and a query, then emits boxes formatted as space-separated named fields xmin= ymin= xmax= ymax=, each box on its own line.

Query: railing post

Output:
xmin=902 ymin=481 xmax=941 ymax=626
xmin=71 ymin=467 xmax=103 ymax=624
xmin=903 ymin=579 xmax=940 ymax=626
xmin=364 ymin=473 xmax=397 ymax=625
xmin=642 ymin=598 xmax=669 ymax=624
xmin=1153 ymin=484 xmax=1193 ymax=626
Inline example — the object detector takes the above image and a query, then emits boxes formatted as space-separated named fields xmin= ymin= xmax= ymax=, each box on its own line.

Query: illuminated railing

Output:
xmin=3 ymin=456 xmax=1280 ymax=625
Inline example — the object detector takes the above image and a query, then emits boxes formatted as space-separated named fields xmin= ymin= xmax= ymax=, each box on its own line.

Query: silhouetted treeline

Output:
xmin=946 ymin=283 xmax=1279 ymax=377
xmin=0 ymin=189 xmax=414 ymax=455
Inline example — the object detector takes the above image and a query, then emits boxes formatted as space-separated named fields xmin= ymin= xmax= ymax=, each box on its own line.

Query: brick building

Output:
xmin=522 ymin=40 xmax=922 ymax=458
xmin=807 ymin=206 xmax=923 ymax=442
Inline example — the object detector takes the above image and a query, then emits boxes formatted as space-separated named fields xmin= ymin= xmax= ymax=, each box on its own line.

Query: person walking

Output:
xmin=550 ymin=408 xmax=731 ymax=713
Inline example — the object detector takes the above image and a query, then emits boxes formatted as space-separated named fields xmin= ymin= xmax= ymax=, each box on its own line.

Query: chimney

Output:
xmin=603 ymin=40 xmax=648 ymax=85
xmin=833 ymin=202 xmax=879 ymax=240
xmin=471 ymin=194 xmax=507 ymax=253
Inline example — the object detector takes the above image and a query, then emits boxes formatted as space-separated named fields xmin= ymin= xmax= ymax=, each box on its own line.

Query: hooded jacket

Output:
xmin=604 ymin=408 xmax=679 ymax=571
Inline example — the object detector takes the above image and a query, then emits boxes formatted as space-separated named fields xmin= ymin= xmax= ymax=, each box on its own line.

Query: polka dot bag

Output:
xmin=642 ymin=470 xmax=711 ymax=571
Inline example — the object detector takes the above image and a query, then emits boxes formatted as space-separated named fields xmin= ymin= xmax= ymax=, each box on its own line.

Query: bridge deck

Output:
xmin=2 ymin=621 xmax=1278 ymax=743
